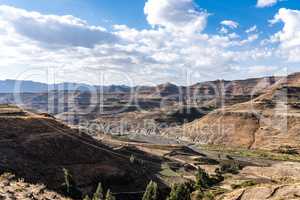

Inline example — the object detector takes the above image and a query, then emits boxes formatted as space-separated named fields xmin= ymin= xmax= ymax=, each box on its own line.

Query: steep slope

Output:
xmin=188 ymin=76 xmax=280 ymax=107
xmin=181 ymin=73 xmax=300 ymax=151
xmin=0 ymin=105 xmax=164 ymax=199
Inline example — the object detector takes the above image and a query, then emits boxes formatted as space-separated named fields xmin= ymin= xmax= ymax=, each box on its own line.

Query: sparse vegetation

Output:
xmin=0 ymin=172 xmax=71 ymax=200
xmin=164 ymin=167 xmax=224 ymax=200
xmin=219 ymin=160 xmax=240 ymax=174
xmin=277 ymin=145 xmax=299 ymax=155
xmin=93 ymin=182 xmax=104 ymax=200
xmin=0 ymin=104 xmax=18 ymax=108
xmin=210 ymin=187 xmax=229 ymax=197
xmin=195 ymin=167 xmax=211 ymax=189
xmin=167 ymin=182 xmax=192 ymax=200
xmin=199 ymin=145 xmax=300 ymax=162
xmin=231 ymin=180 xmax=258 ymax=189
xmin=191 ymin=190 xmax=213 ymax=200
xmin=105 ymin=189 xmax=115 ymax=200
xmin=195 ymin=167 xmax=224 ymax=190
xmin=62 ymin=168 xmax=81 ymax=198
xmin=130 ymin=154 xmax=136 ymax=164
xmin=83 ymin=195 xmax=91 ymax=200
xmin=160 ymin=164 xmax=179 ymax=177
xmin=82 ymin=182 xmax=115 ymax=200
xmin=142 ymin=180 xmax=159 ymax=200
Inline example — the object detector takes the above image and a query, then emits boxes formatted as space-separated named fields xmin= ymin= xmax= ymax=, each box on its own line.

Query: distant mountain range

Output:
xmin=0 ymin=79 xmax=131 ymax=93
xmin=0 ymin=75 xmax=280 ymax=94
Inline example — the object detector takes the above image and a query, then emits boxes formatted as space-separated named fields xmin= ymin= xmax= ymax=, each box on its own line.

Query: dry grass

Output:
xmin=0 ymin=173 xmax=72 ymax=200
xmin=199 ymin=144 xmax=300 ymax=162
xmin=0 ymin=104 xmax=26 ymax=116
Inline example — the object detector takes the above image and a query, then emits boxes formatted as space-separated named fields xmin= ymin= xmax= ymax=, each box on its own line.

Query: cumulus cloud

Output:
xmin=221 ymin=20 xmax=239 ymax=29
xmin=0 ymin=3 xmax=286 ymax=85
xmin=144 ymin=0 xmax=208 ymax=34
xmin=0 ymin=5 xmax=118 ymax=48
xmin=270 ymin=8 xmax=300 ymax=62
xmin=256 ymin=0 xmax=278 ymax=8
xmin=270 ymin=8 xmax=300 ymax=48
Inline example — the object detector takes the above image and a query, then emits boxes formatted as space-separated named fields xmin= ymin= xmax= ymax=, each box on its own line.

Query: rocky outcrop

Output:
xmin=218 ymin=162 xmax=300 ymax=200
xmin=219 ymin=184 xmax=300 ymax=200
xmin=0 ymin=173 xmax=71 ymax=200
xmin=180 ymin=73 xmax=300 ymax=151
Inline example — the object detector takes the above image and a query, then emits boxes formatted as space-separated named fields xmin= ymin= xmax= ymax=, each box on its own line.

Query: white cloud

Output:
xmin=221 ymin=20 xmax=239 ymax=29
xmin=0 ymin=3 xmax=289 ymax=85
xmin=248 ymin=65 xmax=277 ymax=75
xmin=270 ymin=8 xmax=300 ymax=62
xmin=270 ymin=8 xmax=300 ymax=48
xmin=244 ymin=34 xmax=259 ymax=43
xmin=228 ymin=32 xmax=240 ymax=39
xmin=0 ymin=5 xmax=118 ymax=48
xmin=246 ymin=25 xmax=258 ymax=33
xmin=256 ymin=0 xmax=278 ymax=8
xmin=219 ymin=27 xmax=229 ymax=34
xmin=144 ymin=0 xmax=208 ymax=34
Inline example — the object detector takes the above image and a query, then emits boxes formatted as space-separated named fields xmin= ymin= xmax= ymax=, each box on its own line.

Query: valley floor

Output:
xmin=102 ymin=134 xmax=300 ymax=200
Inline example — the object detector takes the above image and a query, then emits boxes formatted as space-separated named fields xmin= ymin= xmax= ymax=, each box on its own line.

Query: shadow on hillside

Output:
xmin=0 ymin=116 xmax=169 ymax=200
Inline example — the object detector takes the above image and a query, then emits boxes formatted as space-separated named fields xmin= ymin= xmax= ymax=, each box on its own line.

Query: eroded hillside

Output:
xmin=178 ymin=73 xmax=300 ymax=151
xmin=0 ymin=105 xmax=170 ymax=199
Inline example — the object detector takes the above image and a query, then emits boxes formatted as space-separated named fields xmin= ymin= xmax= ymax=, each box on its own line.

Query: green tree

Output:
xmin=219 ymin=160 xmax=240 ymax=174
xmin=167 ymin=183 xmax=191 ymax=200
xmin=195 ymin=167 xmax=211 ymax=189
xmin=130 ymin=154 xmax=135 ymax=164
xmin=93 ymin=182 xmax=104 ymax=200
xmin=105 ymin=189 xmax=116 ymax=200
xmin=62 ymin=168 xmax=82 ymax=198
xmin=62 ymin=168 xmax=72 ymax=193
xmin=142 ymin=180 xmax=159 ymax=200
xmin=83 ymin=195 xmax=91 ymax=200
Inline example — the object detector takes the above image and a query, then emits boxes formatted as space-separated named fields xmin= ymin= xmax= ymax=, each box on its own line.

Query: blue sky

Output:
xmin=2 ymin=0 xmax=299 ymax=34
xmin=0 ymin=0 xmax=300 ymax=85
xmin=0 ymin=0 xmax=150 ymax=29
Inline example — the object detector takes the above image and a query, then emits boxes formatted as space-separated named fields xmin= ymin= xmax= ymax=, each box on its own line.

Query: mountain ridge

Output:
xmin=0 ymin=74 xmax=284 ymax=93
xmin=177 ymin=72 xmax=300 ymax=150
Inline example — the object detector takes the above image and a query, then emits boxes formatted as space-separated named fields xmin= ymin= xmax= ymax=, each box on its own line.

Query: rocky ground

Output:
xmin=0 ymin=173 xmax=71 ymax=200
xmin=217 ymin=162 xmax=300 ymax=200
